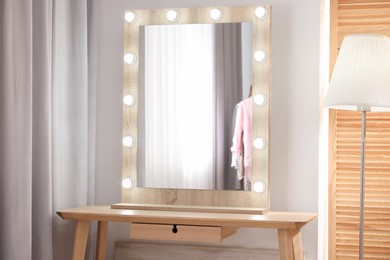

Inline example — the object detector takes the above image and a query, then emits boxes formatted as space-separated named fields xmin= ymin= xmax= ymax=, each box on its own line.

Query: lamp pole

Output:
xmin=359 ymin=109 xmax=367 ymax=260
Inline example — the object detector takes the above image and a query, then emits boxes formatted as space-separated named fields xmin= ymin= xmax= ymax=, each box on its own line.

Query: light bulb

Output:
xmin=210 ymin=9 xmax=222 ymax=21
xmin=123 ymin=95 xmax=136 ymax=106
xmin=124 ymin=11 xmax=136 ymax=23
xmin=253 ymin=181 xmax=266 ymax=193
xmin=253 ymin=137 xmax=266 ymax=150
xmin=255 ymin=7 xmax=267 ymax=19
xmin=122 ymin=178 xmax=134 ymax=189
xmin=254 ymin=94 xmax=267 ymax=106
xmin=124 ymin=53 xmax=136 ymax=65
xmin=254 ymin=51 xmax=267 ymax=62
xmin=166 ymin=10 xmax=179 ymax=22
xmin=123 ymin=136 xmax=136 ymax=147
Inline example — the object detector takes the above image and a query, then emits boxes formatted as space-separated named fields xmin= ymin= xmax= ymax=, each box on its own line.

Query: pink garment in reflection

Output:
xmin=231 ymin=97 xmax=252 ymax=180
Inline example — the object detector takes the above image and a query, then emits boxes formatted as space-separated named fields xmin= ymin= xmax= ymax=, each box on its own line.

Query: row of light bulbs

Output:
xmin=125 ymin=50 xmax=267 ymax=65
xmin=121 ymin=176 xmax=266 ymax=193
xmin=122 ymin=6 xmax=269 ymax=194
xmin=122 ymin=177 xmax=266 ymax=193
xmin=124 ymin=7 xmax=268 ymax=24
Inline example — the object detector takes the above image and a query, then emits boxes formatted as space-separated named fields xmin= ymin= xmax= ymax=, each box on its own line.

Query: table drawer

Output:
xmin=130 ymin=223 xmax=236 ymax=243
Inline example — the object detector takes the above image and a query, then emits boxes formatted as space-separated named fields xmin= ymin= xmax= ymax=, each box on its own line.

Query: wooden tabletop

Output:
xmin=57 ymin=205 xmax=316 ymax=230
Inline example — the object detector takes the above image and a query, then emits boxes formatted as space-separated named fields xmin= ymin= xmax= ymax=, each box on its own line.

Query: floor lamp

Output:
xmin=324 ymin=34 xmax=390 ymax=259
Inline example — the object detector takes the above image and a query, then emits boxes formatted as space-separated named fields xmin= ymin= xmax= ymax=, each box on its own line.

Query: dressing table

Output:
xmin=58 ymin=5 xmax=317 ymax=260
xmin=57 ymin=206 xmax=316 ymax=260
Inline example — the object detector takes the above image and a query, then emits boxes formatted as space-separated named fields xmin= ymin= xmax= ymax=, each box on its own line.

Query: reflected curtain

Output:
xmin=141 ymin=24 xmax=216 ymax=189
xmin=0 ymin=0 xmax=97 ymax=259
xmin=214 ymin=23 xmax=243 ymax=190
xmin=138 ymin=23 xmax=242 ymax=190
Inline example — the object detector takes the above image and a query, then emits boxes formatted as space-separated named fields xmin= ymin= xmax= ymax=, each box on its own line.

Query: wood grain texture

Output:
xmin=277 ymin=229 xmax=303 ymax=260
xmin=130 ymin=223 xmax=232 ymax=243
xmin=278 ymin=229 xmax=294 ymax=260
xmin=72 ymin=220 xmax=89 ymax=260
xmin=57 ymin=206 xmax=316 ymax=230
xmin=333 ymin=111 xmax=390 ymax=259
xmin=121 ymin=5 xmax=272 ymax=211
xmin=58 ymin=206 xmax=316 ymax=259
xmin=111 ymin=202 xmax=268 ymax=214
xmin=291 ymin=229 xmax=303 ymax=260
xmin=96 ymin=221 xmax=108 ymax=260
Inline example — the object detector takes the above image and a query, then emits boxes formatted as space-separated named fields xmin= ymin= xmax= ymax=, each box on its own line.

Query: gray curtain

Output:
xmin=214 ymin=23 xmax=243 ymax=190
xmin=0 ymin=0 xmax=97 ymax=259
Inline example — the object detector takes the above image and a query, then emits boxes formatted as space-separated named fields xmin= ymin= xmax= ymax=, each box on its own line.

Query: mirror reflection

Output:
xmin=137 ymin=22 xmax=253 ymax=190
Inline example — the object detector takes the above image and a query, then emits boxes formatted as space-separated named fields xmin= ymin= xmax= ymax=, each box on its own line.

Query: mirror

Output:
xmin=115 ymin=5 xmax=271 ymax=213
xmin=137 ymin=22 xmax=252 ymax=190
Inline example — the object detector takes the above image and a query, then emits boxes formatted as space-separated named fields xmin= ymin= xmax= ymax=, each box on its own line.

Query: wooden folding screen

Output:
xmin=329 ymin=1 xmax=390 ymax=259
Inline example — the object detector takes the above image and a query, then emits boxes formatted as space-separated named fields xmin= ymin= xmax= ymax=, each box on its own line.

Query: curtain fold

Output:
xmin=0 ymin=0 xmax=97 ymax=259
xmin=31 ymin=0 xmax=53 ymax=258
xmin=142 ymin=24 xmax=216 ymax=190
xmin=214 ymin=23 xmax=243 ymax=190
xmin=0 ymin=1 xmax=33 ymax=259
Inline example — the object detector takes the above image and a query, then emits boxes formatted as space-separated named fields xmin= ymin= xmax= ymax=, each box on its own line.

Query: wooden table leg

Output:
xmin=72 ymin=220 xmax=90 ymax=260
xmin=291 ymin=229 xmax=303 ymax=260
xmin=96 ymin=221 xmax=108 ymax=260
xmin=278 ymin=229 xmax=303 ymax=260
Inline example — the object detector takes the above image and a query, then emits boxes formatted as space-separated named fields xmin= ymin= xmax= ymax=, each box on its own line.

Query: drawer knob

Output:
xmin=172 ymin=225 xmax=178 ymax=234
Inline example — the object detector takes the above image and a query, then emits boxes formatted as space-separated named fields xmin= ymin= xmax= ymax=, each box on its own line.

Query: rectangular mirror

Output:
xmin=114 ymin=5 xmax=271 ymax=213
xmin=137 ymin=22 xmax=252 ymax=190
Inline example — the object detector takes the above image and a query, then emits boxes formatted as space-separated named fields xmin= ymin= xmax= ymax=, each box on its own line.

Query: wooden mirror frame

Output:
xmin=112 ymin=5 xmax=271 ymax=214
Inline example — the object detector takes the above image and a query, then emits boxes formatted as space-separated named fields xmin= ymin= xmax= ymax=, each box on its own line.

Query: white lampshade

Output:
xmin=324 ymin=34 xmax=390 ymax=111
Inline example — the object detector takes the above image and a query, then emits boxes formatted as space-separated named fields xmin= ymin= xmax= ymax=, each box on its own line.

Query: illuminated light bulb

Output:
xmin=124 ymin=53 xmax=136 ymax=64
xmin=123 ymin=136 xmax=136 ymax=147
xmin=166 ymin=10 xmax=179 ymax=22
xmin=210 ymin=9 xmax=222 ymax=21
xmin=123 ymin=95 xmax=136 ymax=106
xmin=255 ymin=7 xmax=267 ymax=19
xmin=254 ymin=94 xmax=267 ymax=106
xmin=122 ymin=178 xmax=134 ymax=189
xmin=124 ymin=11 xmax=136 ymax=23
xmin=254 ymin=51 xmax=267 ymax=62
xmin=253 ymin=181 xmax=266 ymax=193
xmin=253 ymin=137 xmax=266 ymax=150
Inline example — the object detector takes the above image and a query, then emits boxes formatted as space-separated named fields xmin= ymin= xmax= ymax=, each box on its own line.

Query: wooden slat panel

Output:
xmin=339 ymin=8 xmax=390 ymax=27
xmin=336 ymin=0 xmax=390 ymax=47
xmin=332 ymin=110 xmax=390 ymax=259
xmin=339 ymin=0 xmax=390 ymax=4
xmin=339 ymin=8 xmax=390 ymax=16
xmin=339 ymin=0 xmax=390 ymax=10
xmin=330 ymin=1 xmax=390 ymax=259
xmin=339 ymin=3 xmax=390 ymax=11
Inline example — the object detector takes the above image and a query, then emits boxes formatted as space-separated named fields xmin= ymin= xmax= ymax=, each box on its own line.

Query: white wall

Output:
xmin=96 ymin=0 xmax=320 ymax=259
